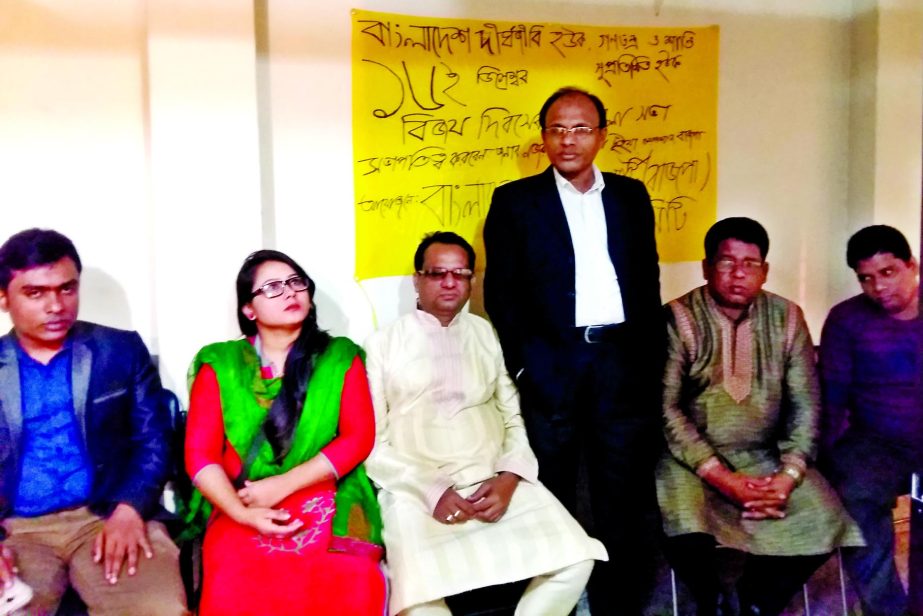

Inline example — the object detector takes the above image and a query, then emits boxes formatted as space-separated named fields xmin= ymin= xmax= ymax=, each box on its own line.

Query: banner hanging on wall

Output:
xmin=352 ymin=9 xmax=719 ymax=279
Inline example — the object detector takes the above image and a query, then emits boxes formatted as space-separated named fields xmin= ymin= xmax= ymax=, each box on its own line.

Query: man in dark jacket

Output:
xmin=0 ymin=228 xmax=186 ymax=614
xmin=484 ymin=87 xmax=664 ymax=614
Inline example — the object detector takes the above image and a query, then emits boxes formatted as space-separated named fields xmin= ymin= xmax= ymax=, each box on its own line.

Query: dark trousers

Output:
xmin=827 ymin=436 xmax=915 ymax=616
xmin=518 ymin=335 xmax=663 ymax=615
xmin=665 ymin=534 xmax=829 ymax=616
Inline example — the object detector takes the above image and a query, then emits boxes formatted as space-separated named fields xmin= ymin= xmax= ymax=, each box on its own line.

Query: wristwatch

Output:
xmin=781 ymin=465 xmax=804 ymax=484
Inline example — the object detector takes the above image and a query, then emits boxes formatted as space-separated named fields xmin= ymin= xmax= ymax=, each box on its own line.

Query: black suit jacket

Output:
xmin=484 ymin=167 xmax=664 ymax=403
xmin=0 ymin=322 xmax=171 ymax=521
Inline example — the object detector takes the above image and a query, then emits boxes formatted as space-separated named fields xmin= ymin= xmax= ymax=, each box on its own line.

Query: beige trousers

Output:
xmin=401 ymin=559 xmax=594 ymax=616
xmin=3 ymin=507 xmax=187 ymax=616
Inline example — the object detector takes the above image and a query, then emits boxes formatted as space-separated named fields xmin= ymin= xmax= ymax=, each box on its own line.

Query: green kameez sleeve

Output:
xmin=662 ymin=303 xmax=720 ymax=471
xmin=777 ymin=304 xmax=821 ymax=468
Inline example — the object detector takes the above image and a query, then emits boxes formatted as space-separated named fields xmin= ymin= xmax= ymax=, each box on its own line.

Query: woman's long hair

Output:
xmin=236 ymin=250 xmax=331 ymax=462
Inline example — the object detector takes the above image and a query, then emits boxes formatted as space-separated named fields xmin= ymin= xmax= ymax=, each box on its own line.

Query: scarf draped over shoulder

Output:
xmin=179 ymin=336 xmax=382 ymax=552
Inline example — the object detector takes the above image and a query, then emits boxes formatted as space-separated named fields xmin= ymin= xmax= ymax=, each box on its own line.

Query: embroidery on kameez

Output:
xmin=721 ymin=318 xmax=752 ymax=403
xmin=252 ymin=493 xmax=336 ymax=555
xmin=670 ymin=303 xmax=698 ymax=361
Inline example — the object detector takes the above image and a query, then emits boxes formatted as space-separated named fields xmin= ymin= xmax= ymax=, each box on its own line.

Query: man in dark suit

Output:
xmin=484 ymin=87 xmax=665 ymax=614
xmin=0 ymin=228 xmax=186 ymax=614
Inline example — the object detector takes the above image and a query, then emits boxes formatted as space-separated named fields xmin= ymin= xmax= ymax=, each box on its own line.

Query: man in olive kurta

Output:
xmin=656 ymin=218 xmax=862 ymax=616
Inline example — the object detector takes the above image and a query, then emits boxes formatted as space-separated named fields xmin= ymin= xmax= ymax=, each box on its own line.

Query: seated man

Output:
xmin=0 ymin=229 xmax=187 ymax=615
xmin=364 ymin=231 xmax=606 ymax=616
xmin=819 ymin=225 xmax=921 ymax=616
xmin=656 ymin=217 xmax=863 ymax=616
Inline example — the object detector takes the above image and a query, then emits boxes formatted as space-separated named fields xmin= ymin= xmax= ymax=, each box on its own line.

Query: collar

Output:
xmin=413 ymin=308 xmax=465 ymax=329
xmin=11 ymin=332 xmax=74 ymax=365
xmin=551 ymin=164 xmax=604 ymax=194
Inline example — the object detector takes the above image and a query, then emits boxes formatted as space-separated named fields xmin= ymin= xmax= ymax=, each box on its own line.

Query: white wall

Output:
xmin=0 ymin=2 xmax=152 ymax=338
xmin=0 ymin=0 xmax=919 ymax=398
xmin=847 ymin=0 xmax=923 ymax=303
xmin=145 ymin=0 xmax=264 ymax=392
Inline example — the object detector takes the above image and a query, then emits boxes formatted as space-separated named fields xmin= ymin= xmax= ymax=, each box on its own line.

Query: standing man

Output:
xmin=483 ymin=87 xmax=664 ymax=614
xmin=0 ymin=228 xmax=187 ymax=615
xmin=819 ymin=225 xmax=922 ymax=616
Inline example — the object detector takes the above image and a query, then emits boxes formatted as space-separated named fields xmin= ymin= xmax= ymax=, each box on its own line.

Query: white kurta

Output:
xmin=365 ymin=310 xmax=607 ymax=615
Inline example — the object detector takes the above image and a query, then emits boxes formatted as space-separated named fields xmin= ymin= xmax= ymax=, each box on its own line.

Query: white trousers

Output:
xmin=400 ymin=559 xmax=594 ymax=616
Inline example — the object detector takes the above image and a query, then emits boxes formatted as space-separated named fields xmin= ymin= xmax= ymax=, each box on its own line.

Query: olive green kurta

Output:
xmin=656 ymin=287 xmax=863 ymax=555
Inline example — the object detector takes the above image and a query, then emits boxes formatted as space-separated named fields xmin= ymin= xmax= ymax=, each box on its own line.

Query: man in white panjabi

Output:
xmin=365 ymin=232 xmax=607 ymax=616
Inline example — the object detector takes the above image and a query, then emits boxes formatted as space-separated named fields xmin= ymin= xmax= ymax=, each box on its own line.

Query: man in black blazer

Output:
xmin=0 ymin=228 xmax=186 ymax=614
xmin=484 ymin=87 xmax=665 ymax=614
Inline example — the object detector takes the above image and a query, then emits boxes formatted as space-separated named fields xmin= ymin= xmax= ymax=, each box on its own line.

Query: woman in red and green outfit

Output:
xmin=183 ymin=250 xmax=385 ymax=615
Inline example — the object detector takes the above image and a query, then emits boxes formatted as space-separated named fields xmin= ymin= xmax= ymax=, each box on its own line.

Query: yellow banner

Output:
xmin=352 ymin=10 xmax=718 ymax=279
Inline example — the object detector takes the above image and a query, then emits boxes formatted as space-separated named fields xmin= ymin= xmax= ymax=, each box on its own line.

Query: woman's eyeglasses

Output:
xmin=251 ymin=275 xmax=309 ymax=299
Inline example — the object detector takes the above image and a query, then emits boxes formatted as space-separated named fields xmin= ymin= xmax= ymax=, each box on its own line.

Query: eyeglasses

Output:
xmin=416 ymin=268 xmax=474 ymax=281
xmin=542 ymin=126 xmax=599 ymax=138
xmin=251 ymin=275 xmax=309 ymax=299
xmin=713 ymin=258 xmax=764 ymax=274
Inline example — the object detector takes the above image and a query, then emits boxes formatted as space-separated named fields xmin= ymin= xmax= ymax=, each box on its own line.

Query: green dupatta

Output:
xmin=179 ymin=336 xmax=382 ymax=550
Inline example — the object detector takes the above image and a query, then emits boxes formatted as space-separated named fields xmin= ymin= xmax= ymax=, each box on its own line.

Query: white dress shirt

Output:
xmin=553 ymin=165 xmax=626 ymax=326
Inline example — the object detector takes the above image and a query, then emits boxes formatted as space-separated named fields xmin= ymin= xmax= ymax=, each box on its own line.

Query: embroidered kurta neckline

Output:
xmin=704 ymin=290 xmax=754 ymax=403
